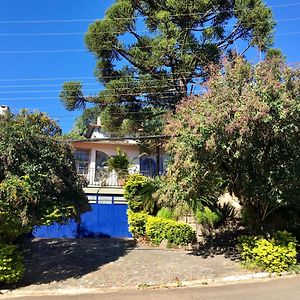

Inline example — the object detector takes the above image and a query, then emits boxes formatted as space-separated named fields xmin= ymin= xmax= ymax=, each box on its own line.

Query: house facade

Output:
xmin=70 ymin=119 xmax=168 ymax=200
xmin=35 ymin=121 xmax=168 ymax=239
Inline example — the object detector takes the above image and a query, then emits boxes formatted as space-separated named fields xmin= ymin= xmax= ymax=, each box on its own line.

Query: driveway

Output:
xmin=3 ymin=237 xmax=249 ymax=293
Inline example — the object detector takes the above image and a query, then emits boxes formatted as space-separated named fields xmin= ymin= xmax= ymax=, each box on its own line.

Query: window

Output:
xmin=140 ymin=156 xmax=156 ymax=177
xmin=74 ymin=149 xmax=90 ymax=175
xmin=96 ymin=151 xmax=109 ymax=169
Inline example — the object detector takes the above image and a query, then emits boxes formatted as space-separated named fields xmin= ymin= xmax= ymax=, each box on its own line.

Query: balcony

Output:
xmin=78 ymin=167 xmax=159 ymax=188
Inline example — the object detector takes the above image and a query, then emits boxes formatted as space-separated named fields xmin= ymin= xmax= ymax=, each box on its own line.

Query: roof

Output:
xmin=70 ymin=135 xmax=169 ymax=142
xmin=71 ymin=139 xmax=138 ymax=146
xmin=68 ymin=135 xmax=169 ymax=145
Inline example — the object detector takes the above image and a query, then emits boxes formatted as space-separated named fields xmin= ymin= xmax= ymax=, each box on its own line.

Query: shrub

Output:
xmin=124 ymin=174 xmax=156 ymax=213
xmin=146 ymin=216 xmax=196 ymax=246
xmin=237 ymin=231 xmax=298 ymax=273
xmin=156 ymin=207 xmax=175 ymax=220
xmin=195 ymin=206 xmax=221 ymax=228
xmin=127 ymin=210 xmax=149 ymax=238
xmin=107 ymin=148 xmax=130 ymax=179
xmin=0 ymin=244 xmax=24 ymax=284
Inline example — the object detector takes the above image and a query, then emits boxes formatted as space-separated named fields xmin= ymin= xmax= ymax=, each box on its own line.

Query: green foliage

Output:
xmin=60 ymin=82 xmax=86 ymax=110
xmin=60 ymin=0 xmax=274 ymax=136
xmin=0 ymin=111 xmax=89 ymax=244
xmin=107 ymin=148 xmax=130 ymax=179
xmin=127 ymin=210 xmax=149 ymax=238
xmin=128 ymin=211 xmax=196 ymax=246
xmin=156 ymin=207 xmax=175 ymax=220
xmin=195 ymin=207 xmax=221 ymax=228
xmin=0 ymin=244 xmax=24 ymax=284
xmin=64 ymin=106 xmax=101 ymax=139
xmin=146 ymin=216 xmax=196 ymax=246
xmin=237 ymin=231 xmax=298 ymax=273
xmin=124 ymin=174 xmax=157 ymax=213
xmin=164 ymin=56 xmax=300 ymax=231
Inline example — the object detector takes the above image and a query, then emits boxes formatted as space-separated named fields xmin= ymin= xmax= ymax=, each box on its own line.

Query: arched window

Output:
xmin=94 ymin=151 xmax=110 ymax=184
xmin=140 ymin=156 xmax=156 ymax=177
xmin=96 ymin=151 xmax=109 ymax=169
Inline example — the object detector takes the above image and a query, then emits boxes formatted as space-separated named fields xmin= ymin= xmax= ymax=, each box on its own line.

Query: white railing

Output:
xmin=79 ymin=167 xmax=162 ymax=187
xmin=81 ymin=168 xmax=120 ymax=187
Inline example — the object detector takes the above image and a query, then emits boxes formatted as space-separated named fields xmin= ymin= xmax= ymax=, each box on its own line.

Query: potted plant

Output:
xmin=107 ymin=148 xmax=130 ymax=186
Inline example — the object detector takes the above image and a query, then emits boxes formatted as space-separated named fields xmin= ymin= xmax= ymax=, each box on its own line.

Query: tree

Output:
xmin=60 ymin=0 xmax=274 ymax=136
xmin=0 ymin=111 xmax=89 ymax=244
xmin=161 ymin=53 xmax=300 ymax=232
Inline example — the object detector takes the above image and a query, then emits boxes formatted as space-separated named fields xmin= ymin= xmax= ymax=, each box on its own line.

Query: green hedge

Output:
xmin=0 ymin=244 xmax=24 ymax=284
xmin=127 ymin=210 xmax=149 ymax=238
xmin=128 ymin=211 xmax=196 ymax=246
xmin=146 ymin=216 xmax=196 ymax=246
xmin=237 ymin=231 xmax=298 ymax=273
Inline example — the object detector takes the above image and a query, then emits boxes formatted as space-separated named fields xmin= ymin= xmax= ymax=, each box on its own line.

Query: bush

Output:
xmin=156 ymin=207 xmax=175 ymax=220
xmin=237 ymin=231 xmax=298 ymax=273
xmin=124 ymin=174 xmax=156 ymax=213
xmin=146 ymin=216 xmax=196 ymax=246
xmin=0 ymin=244 xmax=24 ymax=284
xmin=195 ymin=206 xmax=221 ymax=228
xmin=127 ymin=210 xmax=149 ymax=238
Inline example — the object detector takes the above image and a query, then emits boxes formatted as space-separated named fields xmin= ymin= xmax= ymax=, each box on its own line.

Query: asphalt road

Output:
xmin=3 ymin=277 xmax=300 ymax=300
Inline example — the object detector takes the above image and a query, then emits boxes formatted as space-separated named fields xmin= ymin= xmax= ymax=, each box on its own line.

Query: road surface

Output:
xmin=3 ymin=276 xmax=300 ymax=300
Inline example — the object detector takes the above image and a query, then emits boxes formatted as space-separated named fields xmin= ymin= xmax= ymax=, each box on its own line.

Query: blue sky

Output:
xmin=0 ymin=0 xmax=300 ymax=132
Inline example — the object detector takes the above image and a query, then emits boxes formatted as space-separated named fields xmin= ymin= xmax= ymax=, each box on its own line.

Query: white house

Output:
xmin=70 ymin=118 xmax=168 ymax=200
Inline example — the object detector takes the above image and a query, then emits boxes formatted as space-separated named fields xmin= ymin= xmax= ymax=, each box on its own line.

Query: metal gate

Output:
xmin=33 ymin=194 xmax=132 ymax=238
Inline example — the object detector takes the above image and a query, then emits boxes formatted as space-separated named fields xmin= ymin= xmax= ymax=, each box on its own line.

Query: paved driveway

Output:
xmin=7 ymin=237 xmax=249 ymax=293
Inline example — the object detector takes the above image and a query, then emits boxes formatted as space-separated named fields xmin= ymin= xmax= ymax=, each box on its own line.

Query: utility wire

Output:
xmin=0 ymin=17 xmax=299 ymax=36
xmin=0 ymin=75 xmax=205 ymax=88
xmin=0 ymin=29 xmax=297 ymax=54
xmin=0 ymin=2 xmax=298 ymax=24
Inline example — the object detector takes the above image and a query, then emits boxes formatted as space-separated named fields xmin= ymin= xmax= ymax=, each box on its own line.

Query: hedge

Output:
xmin=128 ymin=210 xmax=196 ymax=246
xmin=0 ymin=244 xmax=24 ymax=284
xmin=127 ymin=210 xmax=149 ymax=238
xmin=237 ymin=231 xmax=298 ymax=273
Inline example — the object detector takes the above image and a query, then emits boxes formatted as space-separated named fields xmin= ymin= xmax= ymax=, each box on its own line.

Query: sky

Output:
xmin=0 ymin=0 xmax=300 ymax=132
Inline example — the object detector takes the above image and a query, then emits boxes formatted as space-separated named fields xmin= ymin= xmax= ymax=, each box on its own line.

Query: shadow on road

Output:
xmin=17 ymin=238 xmax=135 ymax=287
xmin=189 ymin=229 xmax=245 ymax=261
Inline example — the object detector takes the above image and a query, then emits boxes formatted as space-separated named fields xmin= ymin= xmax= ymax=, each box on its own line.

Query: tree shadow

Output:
xmin=12 ymin=238 xmax=136 ymax=288
xmin=189 ymin=228 xmax=246 ymax=261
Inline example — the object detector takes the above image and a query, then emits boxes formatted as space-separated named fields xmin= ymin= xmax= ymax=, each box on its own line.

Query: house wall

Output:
xmin=71 ymin=141 xmax=141 ymax=173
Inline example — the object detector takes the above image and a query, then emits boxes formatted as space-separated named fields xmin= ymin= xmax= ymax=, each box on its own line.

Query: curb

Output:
xmin=0 ymin=272 xmax=298 ymax=298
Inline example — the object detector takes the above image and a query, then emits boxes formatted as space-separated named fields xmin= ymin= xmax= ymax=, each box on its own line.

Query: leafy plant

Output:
xmin=237 ymin=231 xmax=298 ymax=273
xmin=127 ymin=210 xmax=149 ymax=238
xmin=124 ymin=174 xmax=157 ymax=213
xmin=195 ymin=207 xmax=222 ymax=228
xmin=163 ymin=54 xmax=300 ymax=232
xmin=0 ymin=244 xmax=24 ymax=284
xmin=156 ymin=207 xmax=175 ymax=220
xmin=146 ymin=216 xmax=196 ymax=246
xmin=0 ymin=112 xmax=89 ymax=244
xmin=107 ymin=148 xmax=130 ymax=180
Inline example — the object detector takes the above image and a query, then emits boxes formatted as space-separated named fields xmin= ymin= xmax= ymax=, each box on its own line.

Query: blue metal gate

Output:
xmin=33 ymin=194 xmax=132 ymax=238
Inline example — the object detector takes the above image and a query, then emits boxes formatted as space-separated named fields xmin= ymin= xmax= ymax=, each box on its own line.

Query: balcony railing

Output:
xmin=78 ymin=167 xmax=163 ymax=187
xmin=79 ymin=168 xmax=122 ymax=187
